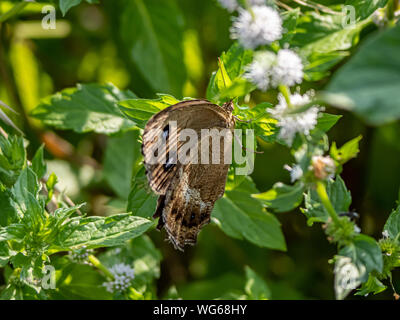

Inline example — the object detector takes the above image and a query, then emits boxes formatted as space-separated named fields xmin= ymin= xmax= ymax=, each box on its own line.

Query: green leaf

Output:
xmin=0 ymin=242 xmax=13 ymax=267
xmin=355 ymin=274 xmax=387 ymax=296
xmin=302 ymin=176 xmax=352 ymax=225
xmin=299 ymin=16 xmax=369 ymax=58
xmin=0 ymin=188 xmax=18 ymax=227
xmin=59 ymin=0 xmax=81 ymax=16
xmin=244 ymin=266 xmax=271 ymax=300
xmin=177 ymin=273 xmax=244 ymax=300
xmin=31 ymin=83 xmax=136 ymax=135
xmin=220 ymin=42 xmax=253 ymax=81
xmin=304 ymin=52 xmax=350 ymax=81
xmin=213 ymin=177 xmax=286 ymax=251
xmin=21 ymin=192 xmax=46 ymax=232
xmin=330 ymin=135 xmax=362 ymax=165
xmin=31 ymin=145 xmax=46 ymax=180
xmin=314 ymin=113 xmax=342 ymax=133
xmin=119 ymin=0 xmax=186 ymax=96
xmin=207 ymin=59 xmax=232 ymax=103
xmin=345 ymin=0 xmax=388 ymax=20
xmin=325 ymin=25 xmax=400 ymax=125
xmin=119 ymin=94 xmax=179 ymax=129
xmin=59 ymin=0 xmax=99 ymax=16
xmin=103 ymin=130 xmax=141 ymax=199
xmin=11 ymin=167 xmax=40 ymax=214
xmin=217 ymin=78 xmax=255 ymax=101
xmin=339 ymin=234 xmax=383 ymax=282
xmin=280 ymin=8 xmax=300 ymax=45
xmin=0 ymin=135 xmax=26 ymax=186
xmin=292 ymin=12 xmax=370 ymax=80
xmin=334 ymin=234 xmax=383 ymax=300
xmin=52 ymin=213 xmax=153 ymax=250
xmin=253 ymin=182 xmax=305 ymax=213
xmin=207 ymin=43 xmax=253 ymax=102
xmin=0 ymin=224 xmax=25 ymax=242
xmin=49 ymin=257 xmax=112 ymax=300
xmin=127 ymin=167 xmax=157 ymax=219
xmin=383 ymin=205 xmax=400 ymax=242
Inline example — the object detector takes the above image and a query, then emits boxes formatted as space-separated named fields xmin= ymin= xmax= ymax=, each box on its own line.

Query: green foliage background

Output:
xmin=0 ymin=0 xmax=400 ymax=300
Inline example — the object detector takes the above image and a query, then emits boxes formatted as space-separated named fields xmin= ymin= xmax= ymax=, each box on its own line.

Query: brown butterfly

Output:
xmin=142 ymin=99 xmax=235 ymax=251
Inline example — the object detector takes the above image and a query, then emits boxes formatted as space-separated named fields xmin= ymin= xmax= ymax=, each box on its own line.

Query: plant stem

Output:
xmin=278 ymin=85 xmax=292 ymax=108
xmin=315 ymin=180 xmax=341 ymax=226
xmin=0 ymin=2 xmax=28 ymax=23
xmin=88 ymin=254 xmax=114 ymax=279
xmin=129 ymin=287 xmax=144 ymax=300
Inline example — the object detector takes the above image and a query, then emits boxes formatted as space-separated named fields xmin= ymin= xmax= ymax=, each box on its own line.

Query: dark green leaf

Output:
xmin=103 ymin=130 xmax=141 ymax=199
xmin=253 ymin=182 xmax=305 ymax=213
xmin=119 ymin=0 xmax=186 ymax=96
xmin=325 ymin=25 xmax=400 ymax=125
xmin=0 ymin=135 xmax=26 ymax=186
xmin=302 ymin=176 xmax=352 ymax=225
xmin=213 ymin=177 xmax=286 ymax=251
xmin=355 ymin=274 xmax=387 ymax=296
xmin=345 ymin=0 xmax=388 ymax=20
xmin=0 ymin=187 xmax=18 ymax=227
xmin=119 ymin=94 xmax=179 ymax=129
xmin=52 ymin=213 xmax=153 ymax=250
xmin=11 ymin=167 xmax=40 ymax=214
xmin=207 ymin=43 xmax=253 ymax=102
xmin=31 ymin=83 xmax=136 ymax=134
xmin=31 ymin=145 xmax=46 ymax=180
xmin=383 ymin=205 xmax=400 ymax=242
xmin=280 ymin=8 xmax=300 ymax=45
xmin=59 ymin=0 xmax=99 ymax=16
xmin=339 ymin=234 xmax=384 ymax=282
xmin=334 ymin=234 xmax=383 ymax=299
xmin=127 ymin=167 xmax=157 ymax=219
xmin=244 ymin=266 xmax=271 ymax=300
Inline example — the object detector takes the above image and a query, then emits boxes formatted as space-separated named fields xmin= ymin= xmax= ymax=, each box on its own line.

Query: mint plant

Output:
xmin=0 ymin=0 xmax=399 ymax=300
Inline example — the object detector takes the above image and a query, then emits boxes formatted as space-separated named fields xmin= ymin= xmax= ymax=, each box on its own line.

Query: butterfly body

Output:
xmin=142 ymin=100 xmax=235 ymax=250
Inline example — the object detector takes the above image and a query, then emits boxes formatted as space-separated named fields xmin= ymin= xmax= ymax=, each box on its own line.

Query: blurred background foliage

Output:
xmin=0 ymin=0 xmax=399 ymax=299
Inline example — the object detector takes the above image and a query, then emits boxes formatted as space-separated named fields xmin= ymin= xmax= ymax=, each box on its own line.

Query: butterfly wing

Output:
xmin=142 ymin=100 xmax=235 ymax=250
xmin=142 ymin=99 xmax=233 ymax=194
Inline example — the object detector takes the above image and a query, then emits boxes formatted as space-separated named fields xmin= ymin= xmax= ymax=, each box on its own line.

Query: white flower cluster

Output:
xmin=284 ymin=164 xmax=303 ymax=183
xmin=218 ymin=0 xmax=238 ymax=12
xmin=69 ymin=246 xmax=93 ymax=264
xmin=311 ymin=155 xmax=336 ymax=180
xmin=382 ymin=230 xmax=389 ymax=239
xmin=244 ymin=49 xmax=304 ymax=91
xmin=231 ymin=5 xmax=282 ymax=49
xmin=102 ymin=263 xmax=135 ymax=294
xmin=268 ymin=93 xmax=320 ymax=145
xmin=272 ymin=49 xmax=304 ymax=87
xmin=244 ymin=51 xmax=275 ymax=91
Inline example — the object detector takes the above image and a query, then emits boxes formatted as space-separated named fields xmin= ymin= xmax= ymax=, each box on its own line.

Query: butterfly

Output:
xmin=142 ymin=99 xmax=235 ymax=251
